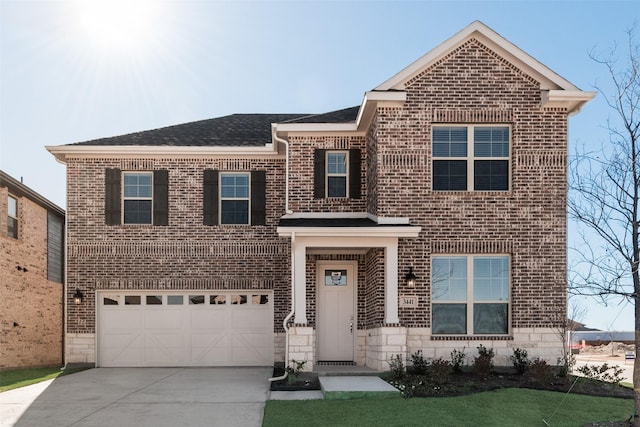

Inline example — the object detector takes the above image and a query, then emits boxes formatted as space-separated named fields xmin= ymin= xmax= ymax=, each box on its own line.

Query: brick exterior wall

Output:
xmin=62 ymin=35 xmax=571 ymax=367
xmin=1 ymin=187 xmax=63 ymax=368
xmin=65 ymin=157 xmax=290 ymax=335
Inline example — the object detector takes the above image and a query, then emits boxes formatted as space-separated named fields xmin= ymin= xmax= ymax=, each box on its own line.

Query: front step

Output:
xmin=314 ymin=364 xmax=379 ymax=376
xmin=319 ymin=376 xmax=400 ymax=400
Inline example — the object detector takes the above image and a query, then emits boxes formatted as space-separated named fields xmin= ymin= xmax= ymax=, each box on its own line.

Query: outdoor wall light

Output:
xmin=405 ymin=267 xmax=417 ymax=287
xmin=73 ymin=288 xmax=84 ymax=305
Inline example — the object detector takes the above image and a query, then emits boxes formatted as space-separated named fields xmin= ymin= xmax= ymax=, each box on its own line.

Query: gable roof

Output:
xmin=0 ymin=170 xmax=64 ymax=217
xmin=376 ymin=20 xmax=580 ymax=92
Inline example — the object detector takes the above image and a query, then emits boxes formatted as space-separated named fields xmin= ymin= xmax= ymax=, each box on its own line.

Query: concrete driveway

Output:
xmin=0 ymin=367 xmax=272 ymax=427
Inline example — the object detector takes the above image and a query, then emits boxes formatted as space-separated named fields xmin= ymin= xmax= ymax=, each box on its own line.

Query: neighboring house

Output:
xmin=0 ymin=171 xmax=65 ymax=369
xmin=47 ymin=21 xmax=594 ymax=370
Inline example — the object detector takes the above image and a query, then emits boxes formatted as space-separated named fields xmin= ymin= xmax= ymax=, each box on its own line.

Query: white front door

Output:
xmin=317 ymin=261 xmax=356 ymax=361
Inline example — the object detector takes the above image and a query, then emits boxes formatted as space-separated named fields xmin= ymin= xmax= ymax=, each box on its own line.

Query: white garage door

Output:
xmin=97 ymin=291 xmax=273 ymax=367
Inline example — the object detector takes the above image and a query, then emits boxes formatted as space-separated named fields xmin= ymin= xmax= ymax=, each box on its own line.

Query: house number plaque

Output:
xmin=399 ymin=296 xmax=418 ymax=307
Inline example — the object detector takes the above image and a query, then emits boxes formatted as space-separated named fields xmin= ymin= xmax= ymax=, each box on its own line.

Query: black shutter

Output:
xmin=203 ymin=169 xmax=219 ymax=225
xmin=105 ymin=168 xmax=121 ymax=225
xmin=349 ymin=148 xmax=361 ymax=199
xmin=251 ymin=170 xmax=266 ymax=226
xmin=313 ymin=149 xmax=326 ymax=198
xmin=153 ymin=170 xmax=169 ymax=226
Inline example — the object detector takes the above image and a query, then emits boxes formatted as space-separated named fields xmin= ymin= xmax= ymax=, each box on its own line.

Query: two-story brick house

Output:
xmin=48 ymin=21 xmax=594 ymax=370
xmin=1 ymin=170 xmax=65 ymax=368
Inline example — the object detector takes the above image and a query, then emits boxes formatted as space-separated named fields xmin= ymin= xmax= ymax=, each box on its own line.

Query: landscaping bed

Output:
xmin=269 ymin=365 xmax=321 ymax=391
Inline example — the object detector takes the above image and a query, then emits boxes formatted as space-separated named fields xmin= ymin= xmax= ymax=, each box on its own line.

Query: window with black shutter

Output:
xmin=313 ymin=149 xmax=361 ymax=199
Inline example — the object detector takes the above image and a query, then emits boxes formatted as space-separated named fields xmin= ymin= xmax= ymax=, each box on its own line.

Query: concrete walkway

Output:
xmin=269 ymin=376 xmax=400 ymax=401
xmin=0 ymin=367 xmax=271 ymax=427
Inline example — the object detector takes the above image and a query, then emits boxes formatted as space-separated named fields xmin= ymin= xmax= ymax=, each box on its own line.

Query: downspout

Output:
xmin=269 ymin=125 xmax=294 ymax=381
xmin=269 ymin=231 xmax=296 ymax=382
xmin=272 ymin=125 xmax=293 ymax=215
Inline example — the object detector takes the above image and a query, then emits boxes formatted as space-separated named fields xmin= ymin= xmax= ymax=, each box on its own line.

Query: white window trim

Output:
xmin=122 ymin=171 xmax=153 ymax=225
xmin=431 ymin=254 xmax=511 ymax=335
xmin=7 ymin=194 xmax=18 ymax=238
xmin=432 ymin=124 xmax=511 ymax=191
xmin=219 ymin=172 xmax=251 ymax=225
xmin=325 ymin=150 xmax=349 ymax=198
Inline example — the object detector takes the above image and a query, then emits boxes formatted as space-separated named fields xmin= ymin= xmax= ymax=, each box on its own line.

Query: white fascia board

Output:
xmin=376 ymin=20 xmax=582 ymax=92
xmin=277 ymin=226 xmax=422 ymax=238
xmin=274 ymin=123 xmax=358 ymax=133
xmin=542 ymin=90 xmax=597 ymax=114
xmin=46 ymin=144 xmax=280 ymax=164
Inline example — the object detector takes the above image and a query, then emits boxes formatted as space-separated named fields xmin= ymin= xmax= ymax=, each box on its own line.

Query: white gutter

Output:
xmin=269 ymin=231 xmax=296 ymax=382
xmin=271 ymin=126 xmax=293 ymax=215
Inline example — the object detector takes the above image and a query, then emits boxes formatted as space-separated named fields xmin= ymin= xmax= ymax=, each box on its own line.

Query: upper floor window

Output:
xmin=123 ymin=172 xmax=153 ymax=224
xmin=203 ymin=170 xmax=266 ymax=226
xmin=7 ymin=195 xmax=18 ymax=238
xmin=105 ymin=168 xmax=168 ymax=226
xmin=314 ymin=149 xmax=361 ymax=199
xmin=432 ymin=125 xmax=510 ymax=191
xmin=431 ymin=255 xmax=510 ymax=335
xmin=220 ymin=173 xmax=250 ymax=224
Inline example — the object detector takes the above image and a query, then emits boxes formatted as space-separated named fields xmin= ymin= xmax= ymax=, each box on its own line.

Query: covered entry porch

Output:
xmin=277 ymin=216 xmax=421 ymax=371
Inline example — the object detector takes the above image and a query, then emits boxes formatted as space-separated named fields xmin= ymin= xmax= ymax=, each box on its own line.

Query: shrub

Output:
xmin=473 ymin=345 xmax=494 ymax=379
xmin=556 ymin=354 xmax=575 ymax=378
xmin=451 ymin=348 xmax=466 ymax=373
xmin=576 ymin=363 xmax=624 ymax=385
xmin=431 ymin=357 xmax=453 ymax=385
xmin=286 ymin=359 xmax=307 ymax=384
xmin=410 ymin=350 xmax=430 ymax=376
xmin=510 ymin=348 xmax=531 ymax=374
xmin=388 ymin=354 xmax=406 ymax=379
xmin=527 ymin=358 xmax=553 ymax=384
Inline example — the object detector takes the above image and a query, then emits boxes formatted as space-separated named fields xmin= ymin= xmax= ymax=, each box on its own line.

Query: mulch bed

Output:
xmin=269 ymin=366 xmax=321 ymax=391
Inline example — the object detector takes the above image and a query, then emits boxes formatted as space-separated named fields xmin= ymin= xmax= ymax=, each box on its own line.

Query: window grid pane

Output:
xmin=432 ymin=255 xmax=510 ymax=335
xmin=220 ymin=173 xmax=250 ymax=224
xmin=433 ymin=160 xmax=467 ymax=191
xmin=474 ymin=160 xmax=509 ymax=191
xmin=123 ymin=172 xmax=153 ymax=224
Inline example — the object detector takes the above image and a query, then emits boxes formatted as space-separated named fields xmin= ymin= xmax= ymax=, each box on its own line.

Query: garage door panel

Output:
xmin=190 ymin=310 xmax=229 ymax=329
xmin=145 ymin=310 xmax=185 ymax=329
xmin=192 ymin=334 xmax=229 ymax=364
xmin=98 ymin=291 xmax=272 ymax=367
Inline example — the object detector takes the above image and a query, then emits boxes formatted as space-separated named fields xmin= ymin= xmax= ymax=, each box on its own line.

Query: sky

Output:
xmin=1 ymin=0 xmax=638 ymax=331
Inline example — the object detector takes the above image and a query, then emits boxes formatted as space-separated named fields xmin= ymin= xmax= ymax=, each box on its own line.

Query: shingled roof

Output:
xmin=69 ymin=106 xmax=360 ymax=148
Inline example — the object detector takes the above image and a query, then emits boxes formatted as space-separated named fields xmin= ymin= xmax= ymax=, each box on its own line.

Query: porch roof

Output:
xmin=277 ymin=217 xmax=421 ymax=238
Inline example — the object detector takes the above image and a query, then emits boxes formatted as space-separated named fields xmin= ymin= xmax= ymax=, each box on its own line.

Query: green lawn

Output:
xmin=263 ymin=388 xmax=633 ymax=427
xmin=0 ymin=367 xmax=85 ymax=392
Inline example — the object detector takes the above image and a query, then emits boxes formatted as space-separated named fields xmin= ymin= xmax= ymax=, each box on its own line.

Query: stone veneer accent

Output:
xmin=287 ymin=326 xmax=315 ymax=371
xmin=66 ymin=333 xmax=96 ymax=364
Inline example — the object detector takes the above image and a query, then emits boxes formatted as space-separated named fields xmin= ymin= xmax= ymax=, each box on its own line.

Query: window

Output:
xmin=313 ymin=149 xmax=361 ymax=199
xmin=432 ymin=126 xmax=510 ymax=191
xmin=326 ymin=152 xmax=348 ymax=197
xmin=431 ymin=255 xmax=510 ymax=335
xmin=105 ymin=169 xmax=168 ymax=226
xmin=203 ymin=170 xmax=266 ymax=226
xmin=7 ymin=195 xmax=18 ymax=238
xmin=220 ymin=173 xmax=250 ymax=224
xmin=123 ymin=172 xmax=153 ymax=224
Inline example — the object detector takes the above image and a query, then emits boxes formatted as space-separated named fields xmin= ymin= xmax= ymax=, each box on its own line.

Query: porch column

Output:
xmin=293 ymin=242 xmax=307 ymax=324
xmin=384 ymin=242 xmax=399 ymax=324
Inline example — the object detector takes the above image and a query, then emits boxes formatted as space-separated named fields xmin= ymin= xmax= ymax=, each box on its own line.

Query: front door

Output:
xmin=317 ymin=261 xmax=355 ymax=362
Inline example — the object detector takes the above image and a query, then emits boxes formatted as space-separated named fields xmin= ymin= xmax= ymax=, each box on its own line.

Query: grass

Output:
xmin=0 ymin=367 xmax=86 ymax=392
xmin=263 ymin=388 xmax=634 ymax=427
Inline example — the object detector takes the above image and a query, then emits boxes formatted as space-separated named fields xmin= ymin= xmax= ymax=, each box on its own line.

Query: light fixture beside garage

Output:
xmin=405 ymin=267 xmax=417 ymax=287
xmin=73 ymin=288 xmax=84 ymax=305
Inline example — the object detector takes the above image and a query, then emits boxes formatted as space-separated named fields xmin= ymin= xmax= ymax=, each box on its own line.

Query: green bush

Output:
xmin=410 ymin=350 xmax=430 ymax=376
xmin=576 ymin=363 xmax=624 ymax=385
xmin=388 ymin=354 xmax=406 ymax=379
xmin=510 ymin=347 xmax=530 ymax=374
xmin=451 ymin=348 xmax=466 ymax=373
xmin=527 ymin=358 xmax=553 ymax=384
xmin=473 ymin=345 xmax=494 ymax=379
